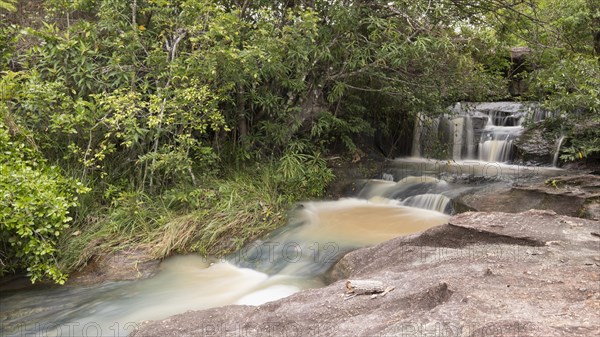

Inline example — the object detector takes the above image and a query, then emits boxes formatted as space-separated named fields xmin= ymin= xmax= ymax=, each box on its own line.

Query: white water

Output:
xmin=390 ymin=157 xmax=564 ymax=181
xmin=358 ymin=176 xmax=448 ymax=200
xmin=402 ymin=193 xmax=451 ymax=213
xmin=465 ymin=116 xmax=475 ymax=159
xmin=411 ymin=113 xmax=439 ymax=158
xmin=452 ymin=117 xmax=465 ymax=160
xmin=0 ymin=257 xmax=289 ymax=336
xmin=477 ymin=122 xmax=524 ymax=162
xmin=413 ymin=102 xmax=552 ymax=164
xmin=478 ymin=137 xmax=514 ymax=162
xmin=412 ymin=112 xmax=424 ymax=157
xmin=553 ymin=135 xmax=566 ymax=167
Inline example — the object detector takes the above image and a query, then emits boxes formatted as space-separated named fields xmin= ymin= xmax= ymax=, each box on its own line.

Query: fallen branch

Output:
xmin=371 ymin=286 xmax=396 ymax=299
xmin=346 ymin=279 xmax=385 ymax=295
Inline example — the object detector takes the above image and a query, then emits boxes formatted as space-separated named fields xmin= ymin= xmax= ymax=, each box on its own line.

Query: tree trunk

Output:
xmin=589 ymin=0 xmax=600 ymax=59
xmin=236 ymin=84 xmax=248 ymax=141
xmin=594 ymin=30 xmax=600 ymax=58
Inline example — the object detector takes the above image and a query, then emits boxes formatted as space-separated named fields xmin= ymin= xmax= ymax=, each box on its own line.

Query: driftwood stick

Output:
xmin=346 ymin=280 xmax=385 ymax=295
xmin=371 ymin=286 xmax=396 ymax=299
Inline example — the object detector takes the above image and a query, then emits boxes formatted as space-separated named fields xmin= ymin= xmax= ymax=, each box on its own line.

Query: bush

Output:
xmin=0 ymin=115 xmax=88 ymax=283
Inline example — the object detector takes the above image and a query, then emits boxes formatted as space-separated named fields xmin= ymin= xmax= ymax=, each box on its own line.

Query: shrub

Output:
xmin=0 ymin=114 xmax=88 ymax=283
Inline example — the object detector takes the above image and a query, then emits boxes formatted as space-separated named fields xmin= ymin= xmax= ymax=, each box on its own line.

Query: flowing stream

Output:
xmin=0 ymin=102 xmax=563 ymax=337
xmin=0 ymin=186 xmax=450 ymax=337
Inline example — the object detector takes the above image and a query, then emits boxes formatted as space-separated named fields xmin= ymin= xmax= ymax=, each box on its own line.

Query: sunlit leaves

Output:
xmin=0 ymin=0 xmax=17 ymax=11
xmin=0 ymin=114 xmax=89 ymax=284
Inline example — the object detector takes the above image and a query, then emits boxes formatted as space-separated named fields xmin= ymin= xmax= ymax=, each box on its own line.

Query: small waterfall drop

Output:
xmin=357 ymin=176 xmax=454 ymax=214
xmin=402 ymin=194 xmax=451 ymax=213
xmin=478 ymin=137 xmax=513 ymax=162
xmin=411 ymin=112 xmax=423 ymax=157
xmin=477 ymin=126 xmax=523 ymax=162
xmin=411 ymin=113 xmax=439 ymax=157
xmin=552 ymin=135 xmax=566 ymax=167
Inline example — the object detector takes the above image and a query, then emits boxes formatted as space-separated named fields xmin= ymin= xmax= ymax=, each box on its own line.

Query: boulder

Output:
xmin=514 ymin=125 xmax=556 ymax=165
xmin=132 ymin=210 xmax=600 ymax=337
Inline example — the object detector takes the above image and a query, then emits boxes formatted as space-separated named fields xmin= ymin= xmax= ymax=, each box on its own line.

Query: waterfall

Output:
xmin=412 ymin=114 xmax=439 ymax=157
xmin=478 ymin=137 xmax=514 ymax=162
xmin=402 ymin=194 xmax=451 ymax=213
xmin=382 ymin=173 xmax=395 ymax=181
xmin=411 ymin=102 xmax=547 ymax=164
xmin=358 ymin=176 xmax=449 ymax=201
xmin=477 ymin=123 xmax=523 ymax=162
xmin=552 ymin=135 xmax=566 ymax=167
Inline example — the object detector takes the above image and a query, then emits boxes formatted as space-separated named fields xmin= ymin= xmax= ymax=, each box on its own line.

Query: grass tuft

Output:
xmin=58 ymin=163 xmax=310 ymax=274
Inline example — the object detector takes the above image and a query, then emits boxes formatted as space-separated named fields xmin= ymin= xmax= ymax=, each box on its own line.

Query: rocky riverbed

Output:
xmin=132 ymin=208 xmax=600 ymax=336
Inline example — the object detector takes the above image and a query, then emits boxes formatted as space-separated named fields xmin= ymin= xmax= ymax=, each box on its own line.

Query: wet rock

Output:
xmin=514 ymin=125 xmax=556 ymax=165
xmin=509 ymin=47 xmax=532 ymax=96
xmin=132 ymin=210 xmax=600 ymax=337
xmin=325 ymin=145 xmax=387 ymax=199
xmin=68 ymin=248 xmax=159 ymax=285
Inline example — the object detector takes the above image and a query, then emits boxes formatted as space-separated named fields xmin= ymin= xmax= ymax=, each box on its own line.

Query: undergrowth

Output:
xmin=58 ymin=161 xmax=332 ymax=274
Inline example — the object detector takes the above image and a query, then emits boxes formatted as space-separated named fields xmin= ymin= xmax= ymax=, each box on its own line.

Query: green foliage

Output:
xmin=505 ymin=0 xmax=600 ymax=162
xmin=59 ymin=164 xmax=292 ymax=269
xmin=277 ymin=149 xmax=334 ymax=200
xmin=0 ymin=0 xmax=17 ymax=12
xmin=560 ymin=123 xmax=600 ymax=161
xmin=0 ymin=112 xmax=89 ymax=284
xmin=6 ymin=0 xmax=600 ymax=283
xmin=531 ymin=53 xmax=600 ymax=115
xmin=533 ymin=54 xmax=600 ymax=162
xmin=0 ymin=25 xmax=18 ymax=70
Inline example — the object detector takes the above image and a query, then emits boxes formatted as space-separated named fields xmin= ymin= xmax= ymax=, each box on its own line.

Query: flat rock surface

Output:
xmin=132 ymin=210 xmax=600 ymax=337
xmin=456 ymin=174 xmax=600 ymax=220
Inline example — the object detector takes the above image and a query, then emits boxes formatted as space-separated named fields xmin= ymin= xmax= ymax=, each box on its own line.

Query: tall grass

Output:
xmin=58 ymin=162 xmax=318 ymax=273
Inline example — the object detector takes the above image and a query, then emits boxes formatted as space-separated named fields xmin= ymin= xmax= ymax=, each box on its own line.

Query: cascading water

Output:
xmin=413 ymin=102 xmax=547 ymax=164
xmin=465 ymin=115 xmax=475 ymax=159
xmin=478 ymin=126 xmax=522 ymax=162
xmin=411 ymin=113 xmax=439 ymax=158
xmin=553 ymin=135 xmax=566 ymax=167
xmin=402 ymin=194 xmax=451 ymax=213
xmin=452 ymin=117 xmax=465 ymax=160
